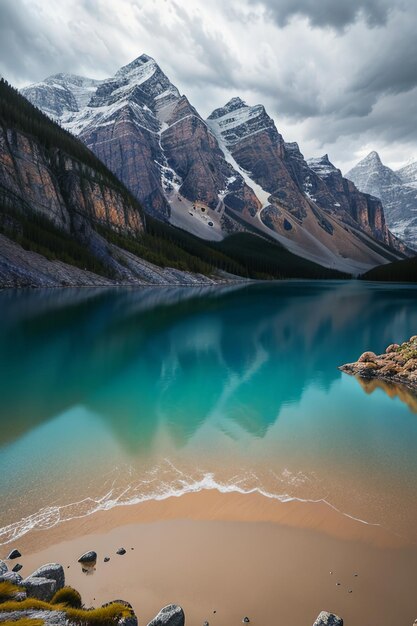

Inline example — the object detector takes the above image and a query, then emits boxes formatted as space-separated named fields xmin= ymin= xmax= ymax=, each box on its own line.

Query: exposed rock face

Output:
xmin=339 ymin=335 xmax=417 ymax=390
xmin=208 ymin=98 xmax=406 ymax=272
xmin=208 ymin=98 xmax=307 ymax=216
xmin=147 ymin=604 xmax=185 ymax=626
xmin=313 ymin=612 xmax=343 ymax=626
xmin=307 ymin=154 xmax=396 ymax=247
xmin=346 ymin=152 xmax=417 ymax=248
xmin=0 ymin=126 xmax=143 ymax=236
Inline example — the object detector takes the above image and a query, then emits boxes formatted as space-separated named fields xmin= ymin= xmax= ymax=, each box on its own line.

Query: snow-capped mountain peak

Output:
xmin=307 ymin=154 xmax=339 ymax=177
xmin=347 ymin=152 xmax=417 ymax=248
xmin=114 ymin=54 xmax=158 ymax=81
xmin=20 ymin=73 xmax=103 ymax=119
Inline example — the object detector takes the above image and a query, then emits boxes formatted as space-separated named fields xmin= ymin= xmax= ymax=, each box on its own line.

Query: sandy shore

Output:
xmin=5 ymin=491 xmax=417 ymax=626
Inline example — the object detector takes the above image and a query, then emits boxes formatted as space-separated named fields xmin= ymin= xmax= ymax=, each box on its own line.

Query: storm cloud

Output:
xmin=0 ymin=0 xmax=416 ymax=172
xmin=247 ymin=0 xmax=392 ymax=29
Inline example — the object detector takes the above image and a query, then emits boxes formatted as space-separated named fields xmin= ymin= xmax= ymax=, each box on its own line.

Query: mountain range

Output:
xmin=0 ymin=78 xmax=357 ymax=287
xmin=20 ymin=54 xmax=409 ymax=274
xmin=346 ymin=151 xmax=417 ymax=248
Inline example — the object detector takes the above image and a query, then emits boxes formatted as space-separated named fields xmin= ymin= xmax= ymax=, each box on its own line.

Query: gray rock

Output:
xmin=7 ymin=549 xmax=21 ymax=560
xmin=78 ymin=550 xmax=97 ymax=564
xmin=118 ymin=616 xmax=138 ymax=626
xmin=104 ymin=557 xmax=110 ymax=562
xmin=30 ymin=563 xmax=65 ymax=591
xmin=242 ymin=618 xmax=250 ymax=623
xmin=116 ymin=547 xmax=127 ymax=555
xmin=0 ymin=571 xmax=23 ymax=585
xmin=313 ymin=611 xmax=343 ymax=626
xmin=0 ymin=560 xmax=7 ymax=574
xmin=0 ymin=609 xmax=67 ymax=625
xmin=147 ymin=604 xmax=185 ymax=626
xmin=22 ymin=575 xmax=57 ymax=601
xmin=12 ymin=563 xmax=23 ymax=572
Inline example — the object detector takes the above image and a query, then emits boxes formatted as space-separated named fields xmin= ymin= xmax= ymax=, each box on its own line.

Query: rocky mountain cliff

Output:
xmin=207 ymin=98 xmax=406 ymax=270
xmin=21 ymin=55 xmax=409 ymax=273
xmin=23 ymin=55 xmax=259 ymax=231
xmin=0 ymin=79 xmax=235 ymax=287
xmin=346 ymin=152 xmax=417 ymax=248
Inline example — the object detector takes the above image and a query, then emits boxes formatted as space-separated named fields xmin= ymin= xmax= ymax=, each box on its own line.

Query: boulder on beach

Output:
xmin=29 ymin=563 xmax=65 ymax=591
xmin=313 ymin=611 xmax=343 ymax=626
xmin=116 ymin=548 xmax=127 ymax=555
xmin=22 ymin=575 xmax=57 ymax=601
xmin=7 ymin=549 xmax=21 ymax=560
xmin=78 ymin=550 xmax=97 ymax=564
xmin=12 ymin=563 xmax=22 ymax=572
xmin=147 ymin=604 xmax=185 ymax=626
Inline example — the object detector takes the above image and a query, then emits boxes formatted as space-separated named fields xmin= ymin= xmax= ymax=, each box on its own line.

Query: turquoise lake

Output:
xmin=1 ymin=281 xmax=417 ymax=545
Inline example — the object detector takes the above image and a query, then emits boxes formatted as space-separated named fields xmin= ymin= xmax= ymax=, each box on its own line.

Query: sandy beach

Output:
xmin=7 ymin=490 xmax=417 ymax=626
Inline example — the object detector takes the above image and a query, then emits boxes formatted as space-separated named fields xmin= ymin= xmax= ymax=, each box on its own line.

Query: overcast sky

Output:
xmin=1 ymin=0 xmax=416 ymax=173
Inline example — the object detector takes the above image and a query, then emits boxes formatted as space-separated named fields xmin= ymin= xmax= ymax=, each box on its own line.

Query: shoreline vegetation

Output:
xmin=339 ymin=335 xmax=417 ymax=391
xmin=0 ymin=555 xmax=343 ymax=626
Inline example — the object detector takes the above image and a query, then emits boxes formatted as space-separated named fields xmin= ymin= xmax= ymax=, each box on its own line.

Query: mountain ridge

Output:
xmin=20 ymin=54 xmax=410 ymax=272
xmin=346 ymin=151 xmax=417 ymax=248
xmin=1 ymin=78 xmax=353 ymax=287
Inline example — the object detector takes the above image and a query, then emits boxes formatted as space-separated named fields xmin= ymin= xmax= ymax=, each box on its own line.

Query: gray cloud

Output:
xmin=247 ymin=0 xmax=392 ymax=30
xmin=0 ymin=0 xmax=416 ymax=172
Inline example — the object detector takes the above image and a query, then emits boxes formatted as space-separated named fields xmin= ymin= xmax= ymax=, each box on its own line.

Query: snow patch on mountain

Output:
xmin=207 ymin=116 xmax=271 ymax=209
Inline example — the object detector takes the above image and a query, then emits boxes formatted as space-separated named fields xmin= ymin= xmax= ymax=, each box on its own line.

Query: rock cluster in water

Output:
xmin=339 ymin=335 xmax=417 ymax=390
xmin=0 ymin=556 xmax=344 ymax=625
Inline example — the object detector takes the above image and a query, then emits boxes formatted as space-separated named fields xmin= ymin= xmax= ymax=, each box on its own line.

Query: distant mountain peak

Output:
xmin=225 ymin=96 xmax=247 ymax=109
xmin=307 ymin=154 xmax=338 ymax=177
xmin=208 ymin=97 xmax=248 ymax=120
xmin=361 ymin=151 xmax=383 ymax=166
xmin=346 ymin=150 xmax=417 ymax=248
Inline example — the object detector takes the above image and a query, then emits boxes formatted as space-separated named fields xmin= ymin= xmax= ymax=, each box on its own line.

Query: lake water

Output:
xmin=1 ymin=281 xmax=417 ymax=545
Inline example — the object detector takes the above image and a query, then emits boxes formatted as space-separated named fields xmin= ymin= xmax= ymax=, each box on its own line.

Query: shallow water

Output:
xmin=1 ymin=281 xmax=417 ymax=544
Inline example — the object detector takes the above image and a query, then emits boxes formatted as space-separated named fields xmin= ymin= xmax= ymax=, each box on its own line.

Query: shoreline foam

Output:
xmin=0 ymin=474 xmax=398 ymax=548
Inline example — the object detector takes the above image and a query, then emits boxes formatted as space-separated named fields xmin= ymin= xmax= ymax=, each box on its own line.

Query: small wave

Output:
xmin=0 ymin=461 xmax=382 ymax=546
